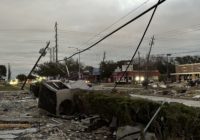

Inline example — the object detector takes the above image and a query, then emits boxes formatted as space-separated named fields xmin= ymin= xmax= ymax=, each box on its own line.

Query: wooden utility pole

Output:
xmin=7 ymin=63 xmax=11 ymax=82
xmin=53 ymin=47 xmax=55 ymax=62
xmin=55 ymin=22 xmax=58 ymax=62
xmin=166 ymin=53 xmax=171 ymax=82
xmin=103 ymin=51 xmax=106 ymax=62
xmin=48 ymin=48 xmax=53 ymax=62
xmin=100 ymin=51 xmax=106 ymax=83
xmin=138 ymin=51 xmax=140 ymax=83
xmin=21 ymin=41 xmax=50 ymax=90
xmin=145 ymin=35 xmax=155 ymax=89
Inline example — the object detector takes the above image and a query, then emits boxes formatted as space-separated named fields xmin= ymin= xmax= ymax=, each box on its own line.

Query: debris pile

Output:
xmin=0 ymin=91 xmax=113 ymax=139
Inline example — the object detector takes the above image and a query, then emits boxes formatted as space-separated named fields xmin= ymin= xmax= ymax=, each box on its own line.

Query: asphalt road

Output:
xmin=93 ymin=85 xmax=142 ymax=91
xmin=130 ymin=94 xmax=200 ymax=108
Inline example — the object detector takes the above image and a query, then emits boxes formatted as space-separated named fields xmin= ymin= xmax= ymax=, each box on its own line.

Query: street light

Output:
xmin=68 ymin=47 xmax=81 ymax=79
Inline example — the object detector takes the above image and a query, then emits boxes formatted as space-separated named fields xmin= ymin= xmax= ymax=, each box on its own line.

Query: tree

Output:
xmin=16 ymin=74 xmax=27 ymax=82
xmin=33 ymin=58 xmax=84 ymax=79
xmin=34 ymin=62 xmax=67 ymax=77
xmin=0 ymin=65 xmax=7 ymax=79
xmin=100 ymin=60 xmax=117 ymax=79
xmin=175 ymin=55 xmax=200 ymax=64
xmin=64 ymin=58 xmax=84 ymax=79
xmin=84 ymin=66 xmax=93 ymax=74
xmin=64 ymin=58 xmax=83 ymax=72
xmin=28 ymin=75 xmax=36 ymax=80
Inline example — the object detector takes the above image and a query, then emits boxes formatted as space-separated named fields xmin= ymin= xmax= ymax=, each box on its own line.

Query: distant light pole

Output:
xmin=167 ymin=53 xmax=171 ymax=82
xmin=68 ymin=47 xmax=81 ymax=79
xmin=138 ymin=51 xmax=141 ymax=83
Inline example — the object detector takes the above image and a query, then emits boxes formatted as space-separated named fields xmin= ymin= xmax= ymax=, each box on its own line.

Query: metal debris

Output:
xmin=0 ymin=91 xmax=112 ymax=139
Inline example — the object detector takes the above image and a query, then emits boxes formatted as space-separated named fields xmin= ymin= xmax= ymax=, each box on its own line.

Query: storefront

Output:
xmin=171 ymin=63 xmax=200 ymax=82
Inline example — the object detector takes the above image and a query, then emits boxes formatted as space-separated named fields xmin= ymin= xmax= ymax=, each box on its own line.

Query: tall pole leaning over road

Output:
xmin=145 ymin=35 xmax=155 ymax=89
xmin=21 ymin=41 xmax=50 ymax=90
xmin=55 ymin=22 xmax=58 ymax=62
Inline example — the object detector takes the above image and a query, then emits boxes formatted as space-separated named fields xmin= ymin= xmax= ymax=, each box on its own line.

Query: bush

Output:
xmin=73 ymin=91 xmax=200 ymax=139
xmin=16 ymin=74 xmax=27 ymax=82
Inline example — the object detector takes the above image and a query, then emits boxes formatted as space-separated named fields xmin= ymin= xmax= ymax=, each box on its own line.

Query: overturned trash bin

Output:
xmin=30 ymin=83 xmax=41 ymax=97
xmin=38 ymin=80 xmax=74 ymax=116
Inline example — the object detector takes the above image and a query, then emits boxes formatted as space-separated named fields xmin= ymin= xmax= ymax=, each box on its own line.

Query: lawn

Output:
xmin=0 ymin=83 xmax=30 ymax=91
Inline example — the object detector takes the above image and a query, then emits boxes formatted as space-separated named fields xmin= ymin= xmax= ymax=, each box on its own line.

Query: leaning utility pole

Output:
xmin=145 ymin=35 xmax=155 ymax=89
xmin=21 ymin=41 xmax=50 ymax=90
xmin=55 ymin=22 xmax=58 ymax=62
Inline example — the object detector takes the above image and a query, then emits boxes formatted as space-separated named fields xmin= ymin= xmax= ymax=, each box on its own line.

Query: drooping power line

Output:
xmin=113 ymin=0 xmax=162 ymax=89
xmin=58 ymin=0 xmax=165 ymax=62
xmin=75 ymin=0 xmax=150 ymax=48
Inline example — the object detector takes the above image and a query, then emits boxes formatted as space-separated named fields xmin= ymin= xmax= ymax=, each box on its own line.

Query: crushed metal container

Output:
xmin=38 ymin=80 xmax=74 ymax=115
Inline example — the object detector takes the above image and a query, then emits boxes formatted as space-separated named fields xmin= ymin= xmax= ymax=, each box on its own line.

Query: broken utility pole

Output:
xmin=21 ymin=41 xmax=50 ymax=90
xmin=145 ymin=35 xmax=155 ymax=89
xmin=55 ymin=22 xmax=58 ymax=62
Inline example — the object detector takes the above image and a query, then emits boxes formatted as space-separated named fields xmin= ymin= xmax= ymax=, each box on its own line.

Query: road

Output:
xmin=93 ymin=85 xmax=141 ymax=91
xmin=130 ymin=94 xmax=200 ymax=108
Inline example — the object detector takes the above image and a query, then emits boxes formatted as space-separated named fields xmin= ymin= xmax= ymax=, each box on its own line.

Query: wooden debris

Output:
xmin=0 ymin=123 xmax=31 ymax=129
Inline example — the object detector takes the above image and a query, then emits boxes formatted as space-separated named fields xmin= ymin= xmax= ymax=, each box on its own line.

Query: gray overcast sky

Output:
xmin=0 ymin=0 xmax=200 ymax=78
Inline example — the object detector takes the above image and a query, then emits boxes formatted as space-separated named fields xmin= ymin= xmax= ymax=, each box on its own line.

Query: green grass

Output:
xmin=0 ymin=83 xmax=30 ymax=91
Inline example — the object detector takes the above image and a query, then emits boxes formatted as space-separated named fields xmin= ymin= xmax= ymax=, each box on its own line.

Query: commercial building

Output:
xmin=112 ymin=64 xmax=160 ymax=83
xmin=171 ymin=63 xmax=200 ymax=81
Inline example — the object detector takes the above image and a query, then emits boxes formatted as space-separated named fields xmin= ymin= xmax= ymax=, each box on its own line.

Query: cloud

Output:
xmin=0 ymin=0 xmax=200 ymax=77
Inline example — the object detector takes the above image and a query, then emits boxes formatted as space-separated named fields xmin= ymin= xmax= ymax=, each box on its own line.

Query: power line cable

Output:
xmin=158 ymin=49 xmax=200 ymax=56
xmin=0 ymin=0 xmax=150 ymax=48
xmin=75 ymin=0 xmax=150 ymax=48
xmin=49 ymin=0 xmax=151 ymax=57
xmin=59 ymin=0 xmax=165 ymax=62
xmin=113 ymin=0 xmax=162 ymax=89
xmin=114 ymin=0 xmax=166 ymax=134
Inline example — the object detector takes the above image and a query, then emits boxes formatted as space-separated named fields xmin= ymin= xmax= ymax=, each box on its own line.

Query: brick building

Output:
xmin=112 ymin=64 xmax=160 ymax=83
xmin=171 ymin=63 xmax=200 ymax=81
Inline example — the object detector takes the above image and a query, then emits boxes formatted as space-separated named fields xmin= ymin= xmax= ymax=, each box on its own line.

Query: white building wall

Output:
xmin=122 ymin=65 xmax=133 ymax=72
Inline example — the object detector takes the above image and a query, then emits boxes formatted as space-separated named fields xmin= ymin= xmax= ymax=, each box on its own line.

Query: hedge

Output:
xmin=73 ymin=90 xmax=200 ymax=140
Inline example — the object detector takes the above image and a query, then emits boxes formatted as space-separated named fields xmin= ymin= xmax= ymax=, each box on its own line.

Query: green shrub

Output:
xmin=73 ymin=91 xmax=200 ymax=139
